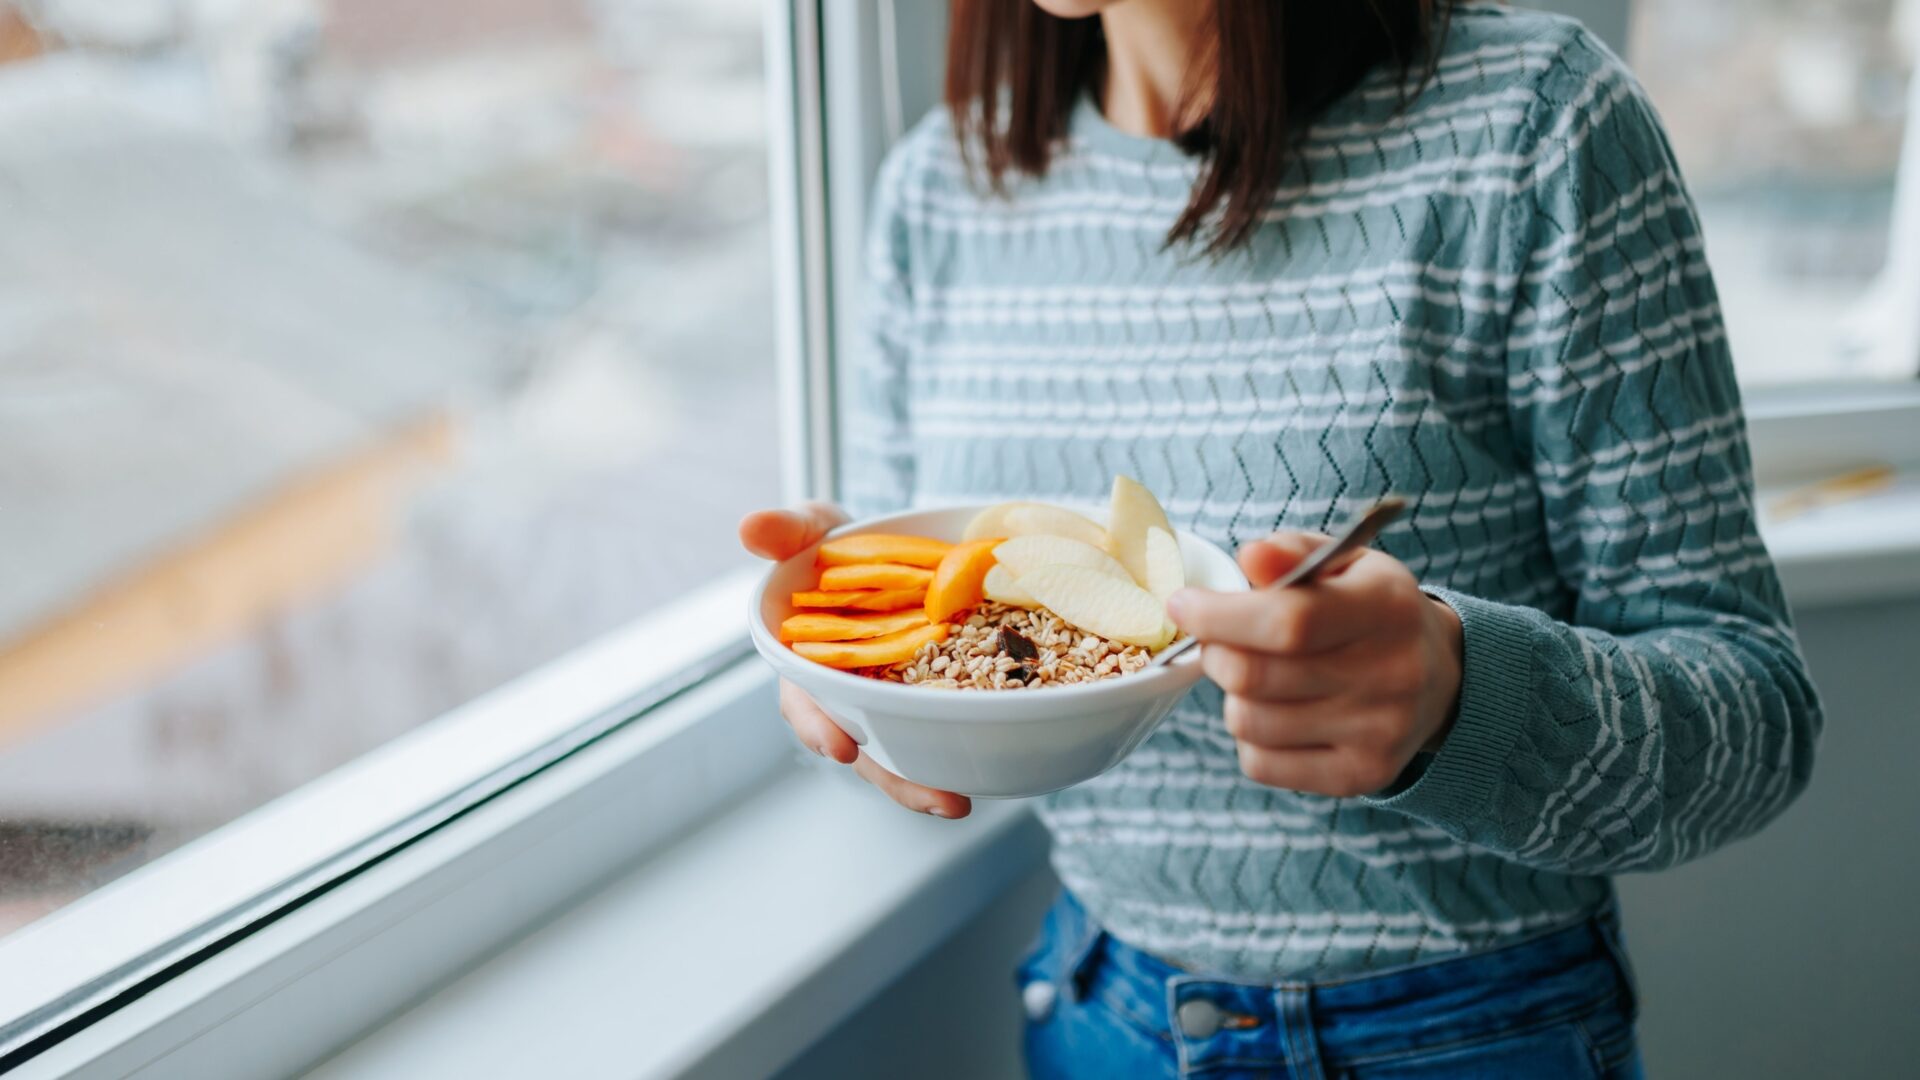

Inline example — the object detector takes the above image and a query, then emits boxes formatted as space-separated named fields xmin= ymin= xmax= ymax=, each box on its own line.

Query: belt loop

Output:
xmin=1060 ymin=906 xmax=1106 ymax=1004
xmin=1593 ymin=900 xmax=1641 ymax=1021
xmin=1274 ymin=984 xmax=1327 ymax=1080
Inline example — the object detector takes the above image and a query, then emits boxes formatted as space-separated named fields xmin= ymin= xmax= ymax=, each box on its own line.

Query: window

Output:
xmin=0 ymin=0 xmax=773 ymax=955
xmin=1628 ymin=0 xmax=1920 ymax=386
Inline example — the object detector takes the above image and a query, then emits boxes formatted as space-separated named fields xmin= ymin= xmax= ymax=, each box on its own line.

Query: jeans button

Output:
xmin=1022 ymin=980 xmax=1058 ymax=1022
xmin=1176 ymin=998 xmax=1221 ymax=1039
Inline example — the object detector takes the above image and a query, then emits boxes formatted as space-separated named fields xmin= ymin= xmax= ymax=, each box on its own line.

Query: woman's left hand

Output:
xmin=1166 ymin=532 xmax=1465 ymax=798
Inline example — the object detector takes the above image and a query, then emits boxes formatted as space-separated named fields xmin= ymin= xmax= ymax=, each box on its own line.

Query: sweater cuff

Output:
xmin=1365 ymin=588 xmax=1538 ymax=826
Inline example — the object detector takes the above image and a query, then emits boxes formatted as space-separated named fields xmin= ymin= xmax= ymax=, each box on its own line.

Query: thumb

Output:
xmin=1236 ymin=530 xmax=1335 ymax=588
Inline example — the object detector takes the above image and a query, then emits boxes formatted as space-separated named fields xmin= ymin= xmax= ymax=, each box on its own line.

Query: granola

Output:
xmin=876 ymin=603 xmax=1154 ymax=690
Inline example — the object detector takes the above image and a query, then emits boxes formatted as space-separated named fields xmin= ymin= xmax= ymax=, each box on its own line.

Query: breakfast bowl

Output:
xmin=747 ymin=502 xmax=1249 ymax=798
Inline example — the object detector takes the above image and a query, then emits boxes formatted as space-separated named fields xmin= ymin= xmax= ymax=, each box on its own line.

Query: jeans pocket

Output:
xmin=1337 ymin=1020 xmax=1605 ymax=1080
xmin=1014 ymin=890 xmax=1103 ymax=999
xmin=1574 ymin=999 xmax=1641 ymax=1076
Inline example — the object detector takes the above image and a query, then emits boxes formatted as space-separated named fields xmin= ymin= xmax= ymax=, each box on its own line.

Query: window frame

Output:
xmin=5 ymin=0 xmax=1916 ymax=1070
xmin=0 ymin=0 xmax=826 ymax=1070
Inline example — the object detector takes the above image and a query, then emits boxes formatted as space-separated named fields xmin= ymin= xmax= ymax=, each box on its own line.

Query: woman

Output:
xmin=741 ymin=1 xmax=1823 ymax=1075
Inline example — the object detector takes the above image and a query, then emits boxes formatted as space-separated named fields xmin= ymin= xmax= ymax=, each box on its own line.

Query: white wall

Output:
xmin=775 ymin=597 xmax=1920 ymax=1079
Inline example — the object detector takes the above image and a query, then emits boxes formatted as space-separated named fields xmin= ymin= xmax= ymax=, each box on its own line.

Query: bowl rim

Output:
xmin=747 ymin=504 xmax=1247 ymax=715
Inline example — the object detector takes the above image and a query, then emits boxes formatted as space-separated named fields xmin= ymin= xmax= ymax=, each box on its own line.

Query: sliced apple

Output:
xmin=1143 ymin=526 xmax=1186 ymax=601
xmin=994 ymin=503 xmax=1108 ymax=549
xmin=779 ymin=610 xmax=930 ymax=644
xmin=790 ymin=587 xmax=928 ymax=611
xmin=1105 ymin=475 xmax=1175 ymax=588
xmin=1016 ymin=564 xmax=1177 ymax=650
xmin=966 ymin=501 xmax=1108 ymax=547
xmin=792 ymin=622 xmax=950 ymax=669
xmin=982 ymin=564 xmax=1037 ymax=608
xmin=816 ymin=533 xmax=952 ymax=569
xmin=992 ymin=535 xmax=1131 ymax=582
xmin=925 ymin=538 xmax=1001 ymax=623
xmin=963 ymin=501 xmax=1044 ymax=542
xmin=817 ymin=562 xmax=935 ymax=591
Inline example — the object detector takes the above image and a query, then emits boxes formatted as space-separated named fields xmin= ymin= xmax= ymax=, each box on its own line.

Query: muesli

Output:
xmin=777 ymin=476 xmax=1184 ymax=688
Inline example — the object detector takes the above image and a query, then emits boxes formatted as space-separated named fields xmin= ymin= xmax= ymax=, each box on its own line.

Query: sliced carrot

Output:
xmin=817 ymin=562 xmax=935 ymax=591
xmin=778 ymin=610 xmax=930 ymax=644
xmin=793 ymin=622 xmax=950 ymax=669
xmin=790 ymin=587 xmax=929 ymax=611
xmin=925 ymin=538 xmax=1002 ymax=622
xmin=816 ymin=533 xmax=953 ymax=569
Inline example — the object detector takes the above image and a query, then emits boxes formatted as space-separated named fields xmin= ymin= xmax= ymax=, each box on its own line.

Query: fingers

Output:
xmin=779 ymin=679 xmax=858 ymax=763
xmin=1169 ymin=583 xmax=1371 ymax=655
xmin=1223 ymin=694 xmax=1386 ymax=749
xmin=780 ymin=680 xmax=970 ymax=818
xmin=1170 ymin=549 xmax=1418 ymax=655
xmin=1202 ymin=644 xmax=1342 ymax=702
xmin=1235 ymin=743 xmax=1404 ymax=799
xmin=739 ymin=501 xmax=848 ymax=561
xmin=852 ymin=753 xmax=973 ymax=819
xmin=1235 ymin=531 xmax=1327 ymax=587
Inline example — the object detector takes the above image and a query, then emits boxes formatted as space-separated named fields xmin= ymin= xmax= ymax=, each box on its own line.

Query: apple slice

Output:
xmin=963 ymin=501 xmax=1044 ymax=542
xmin=983 ymin=564 xmax=1037 ymax=608
xmin=1105 ymin=475 xmax=1174 ymax=588
xmin=1016 ymin=564 xmax=1176 ymax=650
xmin=993 ymin=535 xmax=1130 ymax=582
xmin=965 ymin=501 xmax=1104 ymax=545
xmin=1002 ymin=504 xmax=1108 ymax=549
xmin=1143 ymin=526 xmax=1186 ymax=601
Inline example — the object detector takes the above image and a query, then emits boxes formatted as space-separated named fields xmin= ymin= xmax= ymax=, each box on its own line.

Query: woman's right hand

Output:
xmin=740 ymin=503 xmax=973 ymax=820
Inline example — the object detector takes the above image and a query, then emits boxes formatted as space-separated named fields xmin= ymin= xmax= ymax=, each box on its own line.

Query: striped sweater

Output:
xmin=841 ymin=6 xmax=1823 ymax=980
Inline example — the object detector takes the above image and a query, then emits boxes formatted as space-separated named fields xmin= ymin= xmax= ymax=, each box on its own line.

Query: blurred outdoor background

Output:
xmin=0 ymin=0 xmax=1913 ymax=941
xmin=1632 ymin=0 xmax=1918 ymax=384
xmin=0 ymin=0 xmax=777 ymax=935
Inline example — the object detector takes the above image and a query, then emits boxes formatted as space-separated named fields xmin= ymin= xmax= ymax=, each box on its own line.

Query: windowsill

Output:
xmin=308 ymin=766 xmax=1050 ymax=1080
xmin=1761 ymin=476 xmax=1920 ymax=610
xmin=291 ymin=492 xmax=1920 ymax=1080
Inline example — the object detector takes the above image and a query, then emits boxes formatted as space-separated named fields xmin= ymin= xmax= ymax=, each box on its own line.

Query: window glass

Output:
xmin=1630 ymin=0 xmax=1919 ymax=385
xmin=0 ymin=0 xmax=774 ymax=938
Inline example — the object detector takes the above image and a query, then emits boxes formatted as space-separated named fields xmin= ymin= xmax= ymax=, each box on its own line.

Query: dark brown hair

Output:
xmin=945 ymin=1 xmax=1453 ymax=255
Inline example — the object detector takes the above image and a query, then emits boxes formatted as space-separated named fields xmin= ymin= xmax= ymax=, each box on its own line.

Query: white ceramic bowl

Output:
xmin=748 ymin=506 xmax=1248 ymax=798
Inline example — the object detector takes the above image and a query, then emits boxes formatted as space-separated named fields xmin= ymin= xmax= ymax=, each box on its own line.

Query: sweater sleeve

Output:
xmin=1366 ymin=29 xmax=1823 ymax=874
xmin=837 ymin=139 xmax=919 ymax=519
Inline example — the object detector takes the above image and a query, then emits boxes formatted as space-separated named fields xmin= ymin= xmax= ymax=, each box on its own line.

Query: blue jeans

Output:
xmin=1018 ymin=892 xmax=1643 ymax=1079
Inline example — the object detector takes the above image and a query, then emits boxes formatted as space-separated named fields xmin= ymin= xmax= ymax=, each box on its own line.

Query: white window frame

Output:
xmin=1555 ymin=0 xmax=1920 ymax=484
xmin=0 ymin=0 xmax=830 ymax=1072
xmin=6 ymin=0 xmax=1916 ymax=1071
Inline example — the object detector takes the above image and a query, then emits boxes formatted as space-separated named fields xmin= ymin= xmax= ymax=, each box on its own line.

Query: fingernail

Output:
xmin=1165 ymin=590 xmax=1192 ymax=621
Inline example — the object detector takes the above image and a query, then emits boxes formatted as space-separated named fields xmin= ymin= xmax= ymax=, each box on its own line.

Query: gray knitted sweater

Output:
xmin=841 ymin=5 xmax=1823 ymax=979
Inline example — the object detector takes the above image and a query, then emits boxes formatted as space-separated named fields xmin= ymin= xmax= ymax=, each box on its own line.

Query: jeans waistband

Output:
xmin=1034 ymin=890 xmax=1637 ymax=1071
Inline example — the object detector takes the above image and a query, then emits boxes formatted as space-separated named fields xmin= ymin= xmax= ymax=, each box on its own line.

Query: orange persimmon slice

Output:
xmin=816 ymin=533 xmax=952 ymax=569
xmin=778 ymin=610 xmax=930 ymax=644
xmin=790 ymin=587 xmax=929 ymax=611
xmin=792 ymin=622 xmax=950 ymax=669
xmin=925 ymin=538 xmax=1002 ymax=622
xmin=817 ymin=562 xmax=935 ymax=591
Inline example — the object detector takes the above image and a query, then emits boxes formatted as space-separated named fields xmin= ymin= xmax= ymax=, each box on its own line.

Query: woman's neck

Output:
xmin=1099 ymin=0 xmax=1213 ymax=139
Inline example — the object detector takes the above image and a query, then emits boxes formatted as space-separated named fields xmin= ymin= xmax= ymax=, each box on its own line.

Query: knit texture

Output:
xmin=842 ymin=5 xmax=1823 ymax=980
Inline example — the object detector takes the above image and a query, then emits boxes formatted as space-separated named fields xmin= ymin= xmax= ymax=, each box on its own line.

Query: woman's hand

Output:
xmin=1166 ymin=532 xmax=1465 ymax=799
xmin=740 ymin=503 xmax=972 ymax=819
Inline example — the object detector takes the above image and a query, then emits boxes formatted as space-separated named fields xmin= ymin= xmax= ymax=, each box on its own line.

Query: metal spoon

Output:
xmin=1149 ymin=496 xmax=1408 ymax=669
